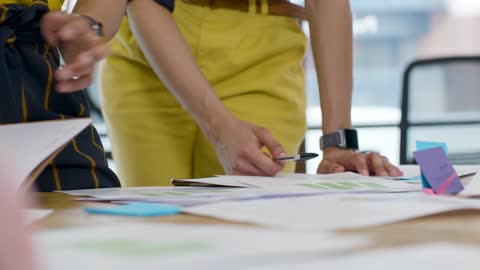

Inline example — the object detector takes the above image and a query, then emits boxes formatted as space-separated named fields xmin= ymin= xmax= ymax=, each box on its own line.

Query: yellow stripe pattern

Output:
xmin=21 ymin=83 xmax=28 ymax=122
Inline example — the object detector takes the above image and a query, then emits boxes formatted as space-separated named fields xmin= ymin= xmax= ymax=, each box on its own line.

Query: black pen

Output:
xmin=273 ymin=152 xmax=319 ymax=162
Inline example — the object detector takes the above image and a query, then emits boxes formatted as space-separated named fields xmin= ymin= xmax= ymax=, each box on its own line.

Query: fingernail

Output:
xmin=360 ymin=169 xmax=369 ymax=176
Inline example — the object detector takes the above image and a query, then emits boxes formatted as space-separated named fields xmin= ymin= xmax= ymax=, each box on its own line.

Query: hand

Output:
xmin=41 ymin=12 xmax=111 ymax=93
xmin=211 ymin=117 xmax=288 ymax=176
xmin=317 ymin=147 xmax=403 ymax=177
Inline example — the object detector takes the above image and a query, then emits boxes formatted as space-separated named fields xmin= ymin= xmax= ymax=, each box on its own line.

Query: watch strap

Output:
xmin=320 ymin=129 xmax=359 ymax=151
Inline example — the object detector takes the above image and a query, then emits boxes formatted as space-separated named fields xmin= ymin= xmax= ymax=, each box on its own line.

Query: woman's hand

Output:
xmin=211 ymin=115 xmax=288 ymax=176
xmin=41 ymin=12 xmax=111 ymax=93
xmin=317 ymin=147 xmax=403 ymax=177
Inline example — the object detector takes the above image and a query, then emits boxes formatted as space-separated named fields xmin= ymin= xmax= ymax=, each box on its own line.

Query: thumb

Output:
xmin=41 ymin=12 xmax=70 ymax=46
xmin=254 ymin=127 xmax=287 ymax=159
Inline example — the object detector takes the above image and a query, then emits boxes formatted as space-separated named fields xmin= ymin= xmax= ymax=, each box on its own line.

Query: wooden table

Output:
xmin=36 ymin=192 xmax=480 ymax=251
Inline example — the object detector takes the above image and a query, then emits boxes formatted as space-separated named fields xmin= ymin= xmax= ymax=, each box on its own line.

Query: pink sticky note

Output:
xmin=423 ymin=188 xmax=435 ymax=195
xmin=414 ymin=147 xmax=463 ymax=195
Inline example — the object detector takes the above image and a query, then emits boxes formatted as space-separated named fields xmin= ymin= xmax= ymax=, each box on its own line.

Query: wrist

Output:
xmin=194 ymin=94 xmax=236 ymax=142
xmin=320 ymin=129 xmax=359 ymax=151
xmin=72 ymin=14 xmax=104 ymax=37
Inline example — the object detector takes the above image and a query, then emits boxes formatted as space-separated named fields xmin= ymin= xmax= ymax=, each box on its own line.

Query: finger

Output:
xmin=331 ymin=164 xmax=345 ymax=174
xmin=317 ymin=159 xmax=344 ymax=174
xmin=56 ymin=74 xmax=93 ymax=93
xmin=368 ymin=153 xmax=388 ymax=177
xmin=56 ymin=42 xmax=110 ymax=81
xmin=231 ymin=160 xmax=263 ymax=176
xmin=57 ymin=16 xmax=92 ymax=41
xmin=40 ymin=12 xmax=70 ymax=46
xmin=56 ymin=61 xmax=94 ymax=83
xmin=351 ymin=155 xmax=369 ymax=176
xmin=383 ymin=156 xmax=402 ymax=177
xmin=249 ymin=149 xmax=284 ymax=176
xmin=254 ymin=127 xmax=287 ymax=159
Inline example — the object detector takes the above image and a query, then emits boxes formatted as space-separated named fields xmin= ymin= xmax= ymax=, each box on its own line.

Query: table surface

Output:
xmin=35 ymin=192 xmax=480 ymax=251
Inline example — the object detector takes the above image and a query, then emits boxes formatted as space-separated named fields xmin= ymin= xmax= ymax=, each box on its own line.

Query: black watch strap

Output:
xmin=320 ymin=129 xmax=359 ymax=151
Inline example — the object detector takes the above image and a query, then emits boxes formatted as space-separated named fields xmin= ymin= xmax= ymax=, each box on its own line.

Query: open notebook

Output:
xmin=0 ymin=118 xmax=92 ymax=191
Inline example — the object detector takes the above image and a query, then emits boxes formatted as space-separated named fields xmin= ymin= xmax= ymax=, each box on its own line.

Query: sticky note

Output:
xmin=416 ymin=141 xmax=448 ymax=153
xmin=413 ymin=147 xmax=463 ymax=195
xmin=416 ymin=141 xmax=448 ymax=190
xmin=85 ymin=202 xmax=181 ymax=217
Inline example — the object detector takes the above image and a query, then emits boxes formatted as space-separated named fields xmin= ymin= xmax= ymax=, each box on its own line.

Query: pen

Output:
xmin=273 ymin=152 xmax=319 ymax=163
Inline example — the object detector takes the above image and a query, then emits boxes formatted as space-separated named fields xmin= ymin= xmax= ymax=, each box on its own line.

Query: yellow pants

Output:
xmin=101 ymin=0 xmax=307 ymax=186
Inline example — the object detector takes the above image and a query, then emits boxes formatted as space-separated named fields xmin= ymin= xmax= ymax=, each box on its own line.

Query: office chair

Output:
xmin=400 ymin=56 xmax=480 ymax=164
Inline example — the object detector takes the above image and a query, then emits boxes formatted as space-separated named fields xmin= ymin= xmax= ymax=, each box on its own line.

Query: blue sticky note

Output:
xmin=415 ymin=141 xmax=448 ymax=189
xmin=416 ymin=141 xmax=448 ymax=153
xmin=413 ymin=147 xmax=463 ymax=195
xmin=85 ymin=202 xmax=181 ymax=217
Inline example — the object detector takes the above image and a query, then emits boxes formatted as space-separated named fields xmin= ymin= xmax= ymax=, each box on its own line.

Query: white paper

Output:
xmin=461 ymin=171 xmax=480 ymax=195
xmin=35 ymin=223 xmax=367 ymax=270
xmin=250 ymin=243 xmax=480 ymax=270
xmin=220 ymin=173 xmax=418 ymax=191
xmin=174 ymin=172 xmax=420 ymax=193
xmin=62 ymin=174 xmax=420 ymax=207
xmin=184 ymin=193 xmax=480 ymax=232
xmin=24 ymin=209 xmax=53 ymax=224
xmin=0 ymin=119 xmax=92 ymax=189
xmin=61 ymin=186 xmax=341 ymax=207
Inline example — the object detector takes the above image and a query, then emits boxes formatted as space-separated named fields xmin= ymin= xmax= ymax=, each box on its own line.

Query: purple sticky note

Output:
xmin=413 ymin=147 xmax=464 ymax=195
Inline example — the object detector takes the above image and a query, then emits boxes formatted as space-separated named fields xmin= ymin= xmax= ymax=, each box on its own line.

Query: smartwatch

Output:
xmin=319 ymin=129 xmax=359 ymax=151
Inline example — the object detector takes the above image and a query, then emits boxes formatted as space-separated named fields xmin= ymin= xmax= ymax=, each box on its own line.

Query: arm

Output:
xmin=40 ymin=1 xmax=127 ymax=92
xmin=307 ymin=0 xmax=353 ymax=135
xmin=72 ymin=0 xmax=127 ymax=41
xmin=127 ymin=0 xmax=287 ymax=176
xmin=306 ymin=0 xmax=402 ymax=177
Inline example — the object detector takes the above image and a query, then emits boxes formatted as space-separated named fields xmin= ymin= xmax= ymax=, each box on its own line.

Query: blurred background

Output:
xmin=64 ymin=0 xmax=480 ymax=174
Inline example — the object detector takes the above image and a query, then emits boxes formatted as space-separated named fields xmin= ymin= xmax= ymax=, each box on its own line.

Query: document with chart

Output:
xmin=172 ymin=172 xmax=420 ymax=192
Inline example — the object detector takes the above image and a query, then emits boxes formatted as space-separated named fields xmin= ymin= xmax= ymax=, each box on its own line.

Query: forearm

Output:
xmin=306 ymin=0 xmax=353 ymax=134
xmin=127 ymin=0 xmax=233 ymax=140
xmin=73 ymin=0 xmax=127 ymax=40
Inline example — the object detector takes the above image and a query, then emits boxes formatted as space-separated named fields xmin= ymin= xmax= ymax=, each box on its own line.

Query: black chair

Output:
xmin=400 ymin=56 xmax=480 ymax=164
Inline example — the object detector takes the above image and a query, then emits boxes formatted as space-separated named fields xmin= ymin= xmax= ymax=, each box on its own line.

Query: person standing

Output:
xmin=1 ymin=0 xmax=120 ymax=191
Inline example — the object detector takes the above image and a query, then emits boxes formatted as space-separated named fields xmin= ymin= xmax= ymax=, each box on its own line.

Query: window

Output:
xmin=303 ymin=0 xmax=480 ymax=173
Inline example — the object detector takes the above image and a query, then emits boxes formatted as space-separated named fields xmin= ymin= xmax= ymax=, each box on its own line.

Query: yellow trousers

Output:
xmin=101 ymin=0 xmax=307 ymax=186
